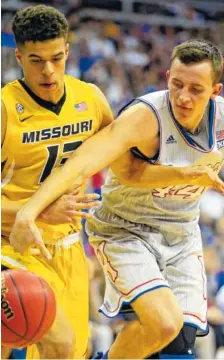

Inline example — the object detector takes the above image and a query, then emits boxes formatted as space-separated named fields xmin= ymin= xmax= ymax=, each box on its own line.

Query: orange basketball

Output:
xmin=1 ymin=269 xmax=56 ymax=348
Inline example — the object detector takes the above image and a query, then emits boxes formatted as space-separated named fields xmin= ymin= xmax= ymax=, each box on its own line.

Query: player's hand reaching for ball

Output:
xmin=9 ymin=216 xmax=52 ymax=260
xmin=9 ymin=188 xmax=101 ymax=259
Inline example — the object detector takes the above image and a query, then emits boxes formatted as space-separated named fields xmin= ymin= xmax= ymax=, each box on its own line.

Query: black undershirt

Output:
xmin=19 ymin=79 xmax=66 ymax=115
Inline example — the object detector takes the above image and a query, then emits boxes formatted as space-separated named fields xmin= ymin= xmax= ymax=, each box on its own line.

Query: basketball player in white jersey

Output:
xmin=10 ymin=40 xmax=224 ymax=359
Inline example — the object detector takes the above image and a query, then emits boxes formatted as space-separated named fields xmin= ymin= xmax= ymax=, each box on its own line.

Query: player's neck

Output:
xmin=185 ymin=121 xmax=200 ymax=134
xmin=45 ymin=88 xmax=64 ymax=104
xmin=183 ymin=113 xmax=204 ymax=134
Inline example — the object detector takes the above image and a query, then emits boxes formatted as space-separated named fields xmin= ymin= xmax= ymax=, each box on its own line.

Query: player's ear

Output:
xmin=211 ymin=83 xmax=223 ymax=98
xmin=166 ymin=70 xmax=170 ymax=81
xmin=65 ymin=43 xmax=69 ymax=60
xmin=15 ymin=48 xmax=23 ymax=67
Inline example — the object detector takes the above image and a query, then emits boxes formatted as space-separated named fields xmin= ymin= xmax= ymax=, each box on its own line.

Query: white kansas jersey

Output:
xmin=101 ymin=90 xmax=224 ymax=243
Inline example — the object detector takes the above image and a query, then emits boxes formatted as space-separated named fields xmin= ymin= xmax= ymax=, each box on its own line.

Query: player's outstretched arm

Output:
xmin=9 ymin=102 xmax=156 ymax=258
xmin=16 ymin=103 xmax=158 ymax=220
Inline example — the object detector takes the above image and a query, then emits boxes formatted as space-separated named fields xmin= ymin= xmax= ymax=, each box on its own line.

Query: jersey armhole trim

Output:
xmin=131 ymin=98 xmax=162 ymax=164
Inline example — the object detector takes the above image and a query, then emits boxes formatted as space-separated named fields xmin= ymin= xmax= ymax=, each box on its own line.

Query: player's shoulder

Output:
xmin=214 ymin=96 xmax=224 ymax=141
xmin=2 ymin=80 xmax=20 ymax=94
xmin=138 ymin=90 xmax=169 ymax=110
xmin=214 ymin=95 xmax=224 ymax=106
xmin=1 ymin=80 xmax=24 ymax=113
xmin=64 ymin=76 xmax=104 ymax=108
xmin=214 ymin=95 xmax=224 ymax=120
xmin=64 ymin=74 xmax=94 ymax=91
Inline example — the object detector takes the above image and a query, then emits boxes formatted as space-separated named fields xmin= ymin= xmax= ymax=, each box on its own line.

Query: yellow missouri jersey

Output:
xmin=2 ymin=75 xmax=103 ymax=244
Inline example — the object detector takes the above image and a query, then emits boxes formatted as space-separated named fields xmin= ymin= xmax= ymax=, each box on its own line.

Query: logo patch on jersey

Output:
xmin=16 ymin=103 xmax=24 ymax=113
xmin=74 ymin=102 xmax=87 ymax=112
xmin=216 ymin=130 xmax=224 ymax=150
xmin=166 ymin=135 xmax=177 ymax=144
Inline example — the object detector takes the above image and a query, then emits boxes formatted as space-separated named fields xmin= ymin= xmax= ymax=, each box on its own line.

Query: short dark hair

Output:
xmin=12 ymin=5 xmax=69 ymax=45
xmin=170 ymin=39 xmax=223 ymax=84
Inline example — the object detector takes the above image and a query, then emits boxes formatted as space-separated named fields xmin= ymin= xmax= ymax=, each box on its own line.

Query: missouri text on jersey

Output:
xmin=22 ymin=120 xmax=93 ymax=144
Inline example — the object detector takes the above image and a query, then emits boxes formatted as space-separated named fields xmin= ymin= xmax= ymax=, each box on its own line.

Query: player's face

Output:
xmin=15 ymin=37 xmax=69 ymax=102
xmin=167 ymin=58 xmax=222 ymax=131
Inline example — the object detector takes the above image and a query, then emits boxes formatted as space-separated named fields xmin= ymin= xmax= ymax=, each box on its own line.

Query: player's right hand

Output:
xmin=182 ymin=165 xmax=224 ymax=194
xmin=9 ymin=216 xmax=52 ymax=260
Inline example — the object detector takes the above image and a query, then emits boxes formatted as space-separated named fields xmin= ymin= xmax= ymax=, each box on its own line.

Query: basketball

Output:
xmin=1 ymin=269 xmax=56 ymax=348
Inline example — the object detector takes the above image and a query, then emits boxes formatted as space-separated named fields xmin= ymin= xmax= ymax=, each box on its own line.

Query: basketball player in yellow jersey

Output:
xmin=1 ymin=5 xmax=114 ymax=359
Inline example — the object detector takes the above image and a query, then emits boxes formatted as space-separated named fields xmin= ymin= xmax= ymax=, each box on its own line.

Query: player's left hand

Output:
xmin=38 ymin=187 xmax=101 ymax=224
xmin=9 ymin=217 xmax=52 ymax=260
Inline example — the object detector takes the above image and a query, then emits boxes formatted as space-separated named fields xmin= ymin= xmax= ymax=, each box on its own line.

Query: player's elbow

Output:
xmin=114 ymin=167 xmax=135 ymax=186
xmin=116 ymin=165 xmax=144 ymax=187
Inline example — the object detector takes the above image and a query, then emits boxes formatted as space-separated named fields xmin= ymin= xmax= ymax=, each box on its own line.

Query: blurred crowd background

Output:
xmin=1 ymin=0 xmax=224 ymax=358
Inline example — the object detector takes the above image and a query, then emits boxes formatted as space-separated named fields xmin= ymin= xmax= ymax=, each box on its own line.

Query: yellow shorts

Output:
xmin=1 ymin=234 xmax=89 ymax=359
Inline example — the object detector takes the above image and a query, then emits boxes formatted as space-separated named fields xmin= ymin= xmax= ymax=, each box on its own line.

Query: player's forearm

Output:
xmin=119 ymin=164 xmax=190 ymax=189
xmin=1 ymin=200 xmax=24 ymax=220
xmin=17 ymin=123 xmax=131 ymax=220
xmin=1 ymin=199 xmax=47 ymax=222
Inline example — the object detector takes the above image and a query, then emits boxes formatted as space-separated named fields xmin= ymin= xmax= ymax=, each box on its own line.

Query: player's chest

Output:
xmin=159 ymin=121 xmax=220 ymax=166
xmin=11 ymin=105 xmax=96 ymax=146
xmin=7 ymin=107 xmax=98 ymax=171
xmin=159 ymin=138 xmax=223 ymax=174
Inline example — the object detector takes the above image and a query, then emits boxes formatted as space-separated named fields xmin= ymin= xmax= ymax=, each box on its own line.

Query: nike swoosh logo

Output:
xmin=19 ymin=115 xmax=33 ymax=122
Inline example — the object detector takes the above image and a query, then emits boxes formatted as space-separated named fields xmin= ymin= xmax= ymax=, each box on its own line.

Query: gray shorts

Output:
xmin=86 ymin=206 xmax=208 ymax=335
